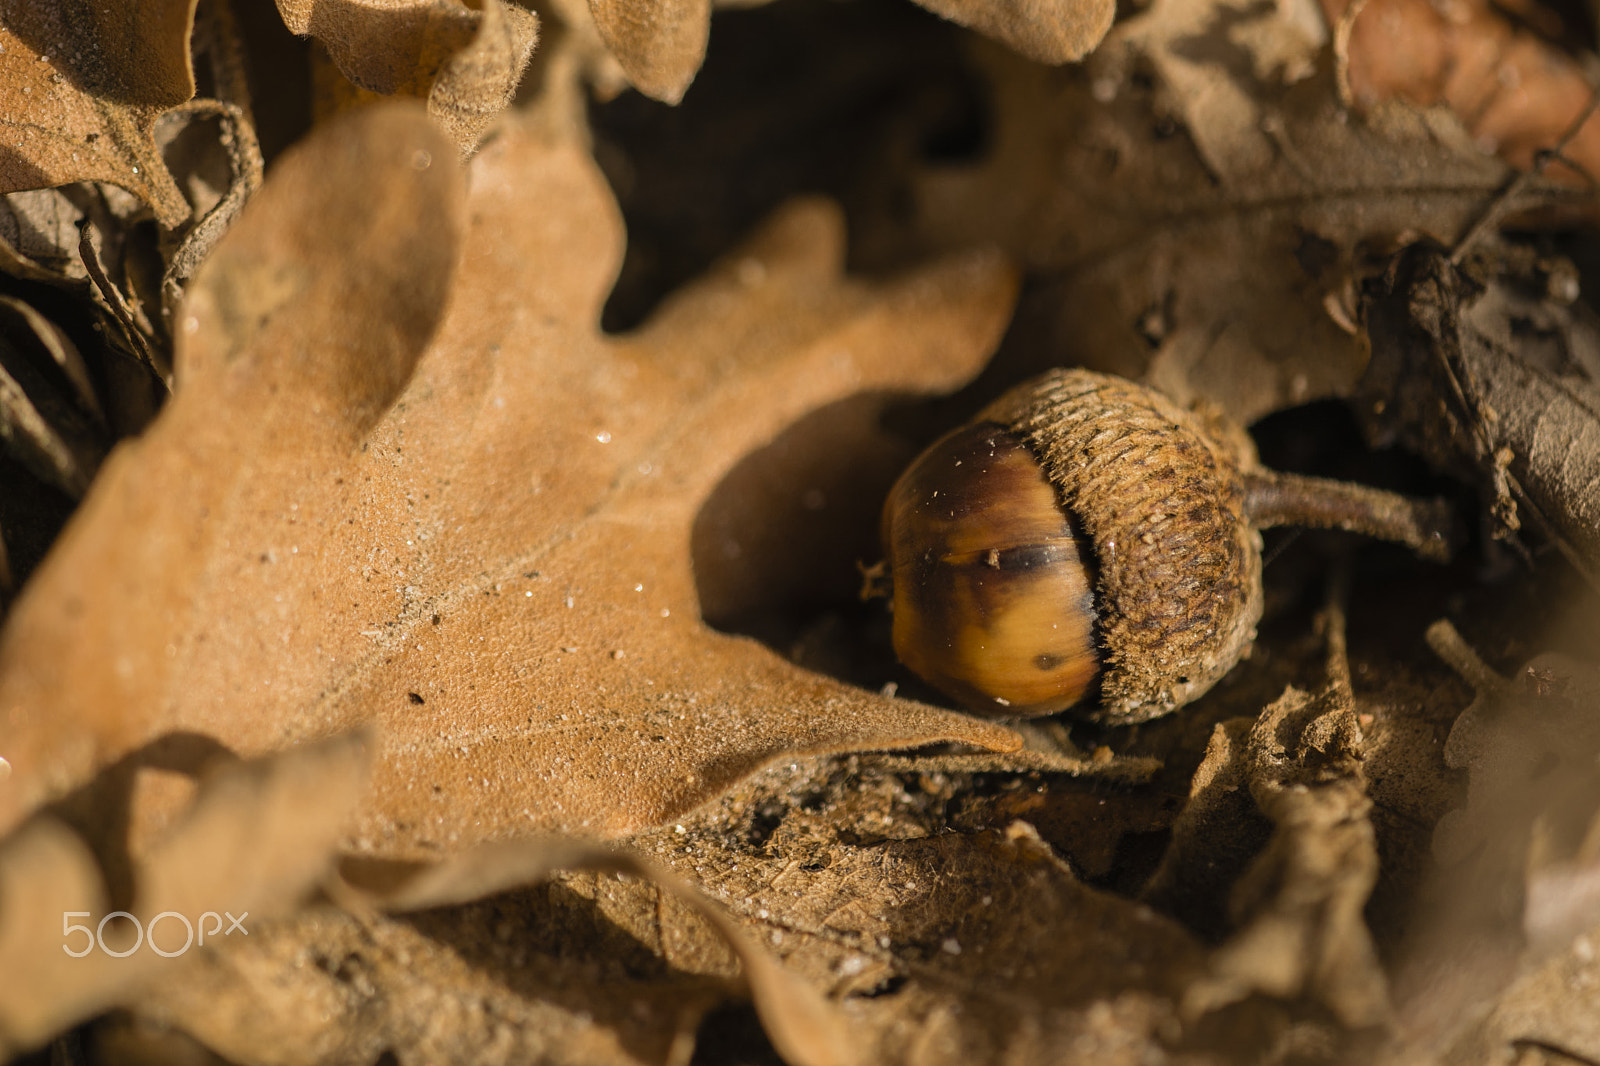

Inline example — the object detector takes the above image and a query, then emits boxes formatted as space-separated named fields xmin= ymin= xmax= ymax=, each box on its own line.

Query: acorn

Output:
xmin=881 ymin=369 xmax=1454 ymax=723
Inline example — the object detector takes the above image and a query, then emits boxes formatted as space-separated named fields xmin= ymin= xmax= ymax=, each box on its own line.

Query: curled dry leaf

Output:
xmin=1141 ymin=718 xmax=1269 ymax=936
xmin=156 ymin=99 xmax=268 ymax=317
xmin=0 ymin=0 xmax=262 ymax=286
xmin=0 ymin=0 xmax=198 ymax=227
xmin=1426 ymin=622 xmax=1600 ymax=911
xmin=286 ymin=0 xmax=539 ymax=153
xmin=903 ymin=0 xmax=1588 ymax=427
xmin=584 ymin=0 xmax=1113 ymax=105
xmin=865 ymin=719 xmax=1163 ymax=780
xmin=0 ymin=188 xmax=102 ymax=284
xmin=1186 ymin=687 xmax=1388 ymax=1028
xmin=0 ymin=182 xmax=185 ymax=342
xmin=0 ymin=100 xmax=1022 ymax=862
xmin=586 ymin=0 xmax=710 ymax=105
xmin=0 ymin=295 xmax=106 ymax=497
xmin=912 ymin=0 xmax=1114 ymax=66
xmin=1362 ymin=242 xmax=1600 ymax=588
xmin=523 ymin=0 xmax=632 ymax=102
xmin=1149 ymin=596 xmax=1388 ymax=1041
xmin=0 ymin=732 xmax=369 ymax=1058
xmin=0 ymin=0 xmax=260 ymax=413
xmin=0 ymin=0 xmax=533 ymax=256
xmin=0 ymin=296 xmax=101 ymax=421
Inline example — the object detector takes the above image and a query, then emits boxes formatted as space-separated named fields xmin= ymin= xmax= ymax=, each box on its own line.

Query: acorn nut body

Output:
xmin=882 ymin=369 xmax=1455 ymax=723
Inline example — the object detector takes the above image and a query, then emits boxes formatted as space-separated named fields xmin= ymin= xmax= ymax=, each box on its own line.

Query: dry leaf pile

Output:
xmin=1 ymin=0 xmax=1600 ymax=1063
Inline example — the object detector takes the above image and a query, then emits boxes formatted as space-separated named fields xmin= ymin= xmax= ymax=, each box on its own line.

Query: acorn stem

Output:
xmin=1241 ymin=470 xmax=1456 ymax=562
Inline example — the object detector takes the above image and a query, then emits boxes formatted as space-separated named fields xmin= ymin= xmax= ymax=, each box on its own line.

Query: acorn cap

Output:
xmin=980 ymin=369 xmax=1263 ymax=722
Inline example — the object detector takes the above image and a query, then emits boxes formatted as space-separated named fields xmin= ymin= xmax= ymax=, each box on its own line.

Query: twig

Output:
xmin=77 ymin=221 xmax=171 ymax=390
xmin=1321 ymin=563 xmax=1354 ymax=711
xmin=1424 ymin=619 xmax=1506 ymax=693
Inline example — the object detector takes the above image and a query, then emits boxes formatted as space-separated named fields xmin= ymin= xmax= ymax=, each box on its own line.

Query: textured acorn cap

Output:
xmin=980 ymin=369 xmax=1263 ymax=723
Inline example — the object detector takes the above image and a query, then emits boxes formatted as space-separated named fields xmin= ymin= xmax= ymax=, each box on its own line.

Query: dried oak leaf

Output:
xmin=130 ymin=835 xmax=854 ymax=1066
xmin=129 ymin=899 xmax=731 ymax=1066
xmin=583 ymin=0 xmax=1113 ymax=106
xmin=0 ymin=0 xmax=200 ymax=227
xmin=0 ymin=101 xmax=1022 ymax=859
xmin=1141 ymin=717 xmax=1269 ymax=936
xmin=622 ymin=780 xmax=1207 ymax=1066
xmin=0 ymin=294 xmax=106 ymax=497
xmin=0 ymin=0 xmax=531 ymax=244
xmin=1361 ymin=243 xmax=1600 ymax=589
xmin=902 ymin=0 xmax=1587 ymax=427
xmin=1324 ymin=0 xmax=1600 ymax=182
xmin=148 ymin=765 xmax=1207 ymax=1066
xmin=1144 ymin=596 xmax=1400 ymax=1055
xmin=286 ymin=0 xmax=540 ymax=153
xmin=1183 ymin=686 xmax=1389 ymax=1029
xmin=0 ymin=0 xmax=257 ymax=405
xmin=374 ymin=840 xmax=852 ymax=1066
xmin=0 ymin=732 xmax=369 ymax=1057
xmin=1457 ymin=842 xmax=1600 ymax=1066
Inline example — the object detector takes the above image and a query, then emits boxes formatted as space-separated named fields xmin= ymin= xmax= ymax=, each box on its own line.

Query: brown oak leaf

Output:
xmin=0 ymin=0 xmax=201 ymax=228
xmin=285 ymin=0 xmax=540 ymax=153
xmin=0 ymin=101 xmax=1022 ymax=861
xmin=1324 ymin=0 xmax=1600 ymax=183
xmin=1185 ymin=686 xmax=1389 ymax=1029
xmin=0 ymin=0 xmax=534 ymax=239
xmin=126 ymin=768 xmax=1207 ymax=1066
xmin=584 ymin=0 xmax=1113 ymax=105
xmin=0 ymin=732 xmax=370 ymax=1058
xmin=901 ymin=0 xmax=1589 ymax=428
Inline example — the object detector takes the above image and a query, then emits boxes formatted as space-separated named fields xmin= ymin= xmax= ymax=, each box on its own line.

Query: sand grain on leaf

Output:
xmin=0 ymin=100 xmax=1022 ymax=861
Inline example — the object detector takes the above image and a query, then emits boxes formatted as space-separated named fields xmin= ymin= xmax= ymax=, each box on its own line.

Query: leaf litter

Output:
xmin=896 ymin=0 xmax=1592 ymax=428
xmin=1 ymin=0 xmax=1600 ymax=1061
